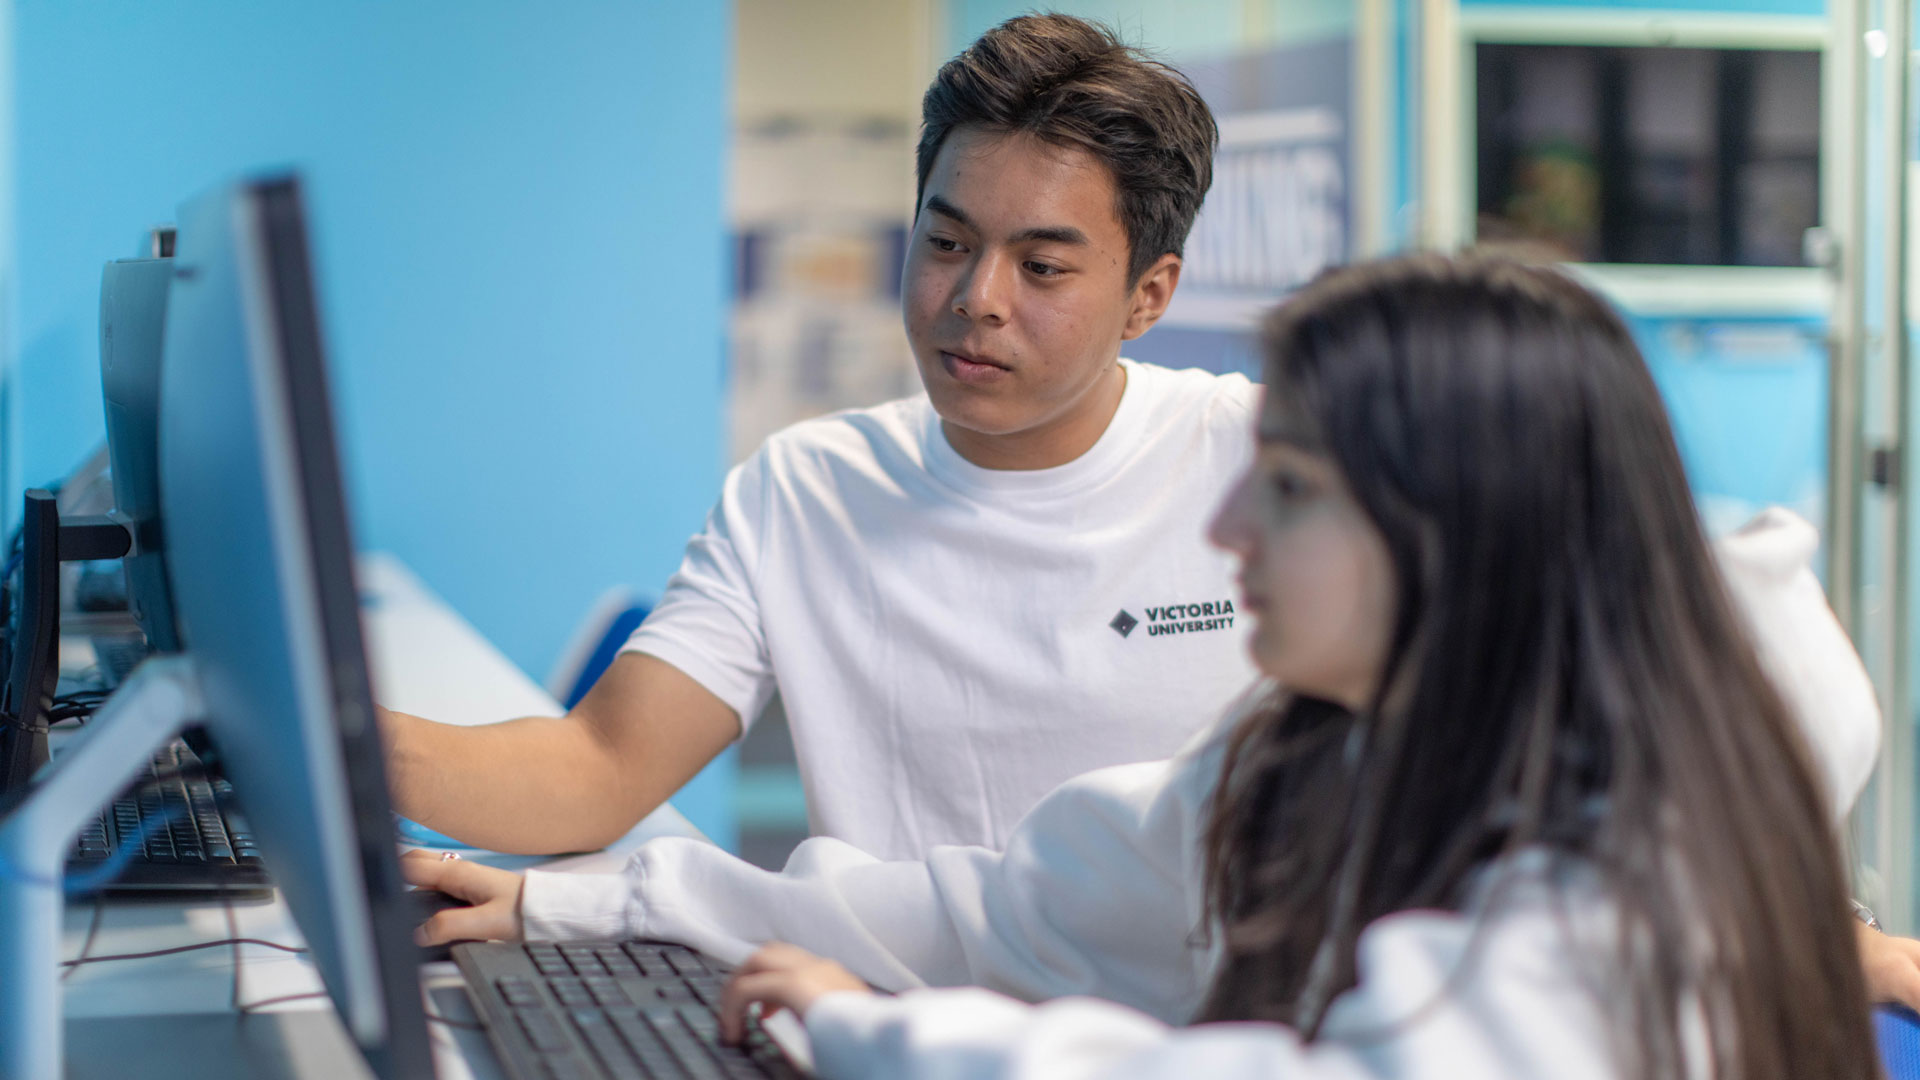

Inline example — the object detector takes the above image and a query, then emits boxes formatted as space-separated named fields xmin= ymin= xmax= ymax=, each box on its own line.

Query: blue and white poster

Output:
xmin=1128 ymin=37 xmax=1353 ymax=378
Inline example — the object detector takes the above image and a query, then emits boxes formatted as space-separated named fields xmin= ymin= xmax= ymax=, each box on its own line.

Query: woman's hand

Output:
xmin=1859 ymin=923 xmax=1920 ymax=1009
xmin=399 ymin=849 xmax=526 ymax=945
xmin=717 ymin=943 xmax=872 ymax=1044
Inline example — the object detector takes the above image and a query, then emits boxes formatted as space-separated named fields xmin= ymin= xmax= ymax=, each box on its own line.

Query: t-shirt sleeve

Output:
xmin=621 ymin=448 xmax=779 ymax=729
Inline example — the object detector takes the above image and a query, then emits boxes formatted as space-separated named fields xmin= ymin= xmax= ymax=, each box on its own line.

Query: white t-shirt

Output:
xmin=624 ymin=359 xmax=1261 ymax=857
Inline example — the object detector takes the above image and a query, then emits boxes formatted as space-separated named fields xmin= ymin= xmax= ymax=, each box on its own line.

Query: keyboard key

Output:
xmin=548 ymin=978 xmax=594 ymax=1008
xmin=516 ymin=1008 xmax=572 ymax=1053
xmin=645 ymin=1011 xmax=727 ymax=1079
xmin=560 ymin=946 xmax=607 ymax=977
xmin=587 ymin=981 xmax=630 ymax=1007
xmin=497 ymin=977 xmax=543 ymax=1009
xmin=572 ymin=1012 xmax=645 ymax=1080
xmin=610 ymin=1011 xmax=689 ymax=1079
xmin=620 ymin=943 xmax=662 ymax=975
xmin=662 ymin=948 xmax=709 ymax=976
xmin=541 ymin=1057 xmax=599 ymax=1080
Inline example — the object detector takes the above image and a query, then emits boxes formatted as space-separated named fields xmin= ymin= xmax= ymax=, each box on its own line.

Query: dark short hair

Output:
xmin=916 ymin=14 xmax=1219 ymax=286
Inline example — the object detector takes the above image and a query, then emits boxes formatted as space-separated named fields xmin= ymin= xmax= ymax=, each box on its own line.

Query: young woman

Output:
xmin=410 ymin=254 xmax=1882 ymax=1078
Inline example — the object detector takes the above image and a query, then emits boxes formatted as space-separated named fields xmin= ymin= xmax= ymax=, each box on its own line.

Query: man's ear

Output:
xmin=1121 ymin=253 xmax=1183 ymax=341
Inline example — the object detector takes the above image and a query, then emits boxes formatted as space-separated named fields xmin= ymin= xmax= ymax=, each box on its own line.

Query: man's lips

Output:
xmin=940 ymin=350 xmax=1011 ymax=383
xmin=940 ymin=349 xmax=1008 ymax=370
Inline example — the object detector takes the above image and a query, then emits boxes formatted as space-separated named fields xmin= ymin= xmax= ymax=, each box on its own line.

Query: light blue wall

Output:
xmin=13 ymin=1 xmax=737 ymax=845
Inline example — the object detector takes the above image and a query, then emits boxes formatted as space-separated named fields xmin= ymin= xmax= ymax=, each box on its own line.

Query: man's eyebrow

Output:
xmin=924 ymin=195 xmax=973 ymax=228
xmin=1010 ymin=224 xmax=1089 ymax=246
xmin=922 ymin=194 xmax=1088 ymax=246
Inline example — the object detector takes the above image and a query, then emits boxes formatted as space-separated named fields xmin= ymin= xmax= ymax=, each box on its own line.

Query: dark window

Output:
xmin=1475 ymin=44 xmax=1821 ymax=266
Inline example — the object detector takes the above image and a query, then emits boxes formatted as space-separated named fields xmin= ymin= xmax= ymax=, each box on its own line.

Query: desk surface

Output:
xmin=57 ymin=554 xmax=704 ymax=1079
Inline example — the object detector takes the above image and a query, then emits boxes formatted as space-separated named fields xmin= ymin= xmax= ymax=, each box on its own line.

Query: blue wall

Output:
xmin=12 ymin=1 xmax=737 ymax=845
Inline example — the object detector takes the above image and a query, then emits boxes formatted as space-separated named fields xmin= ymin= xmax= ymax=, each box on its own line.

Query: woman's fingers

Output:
xmin=399 ymin=851 xmax=526 ymax=944
xmin=417 ymin=901 xmax=519 ymax=946
xmin=1860 ymin=924 xmax=1920 ymax=1009
xmin=717 ymin=944 xmax=872 ymax=1044
xmin=398 ymin=847 xmax=452 ymax=887
xmin=718 ymin=970 xmax=797 ymax=1044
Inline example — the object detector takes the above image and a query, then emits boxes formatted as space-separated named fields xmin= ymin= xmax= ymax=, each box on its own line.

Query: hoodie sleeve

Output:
xmin=519 ymin=720 xmax=1233 ymax=1022
xmin=1714 ymin=507 xmax=1881 ymax=821
xmin=801 ymin=880 xmax=1615 ymax=1080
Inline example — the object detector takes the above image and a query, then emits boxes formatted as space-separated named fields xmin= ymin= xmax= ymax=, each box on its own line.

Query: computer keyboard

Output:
xmin=65 ymin=738 xmax=272 ymax=898
xmin=455 ymin=940 xmax=805 ymax=1079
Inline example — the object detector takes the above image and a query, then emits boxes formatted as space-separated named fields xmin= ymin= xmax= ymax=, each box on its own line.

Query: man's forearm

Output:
xmin=385 ymin=710 xmax=644 ymax=854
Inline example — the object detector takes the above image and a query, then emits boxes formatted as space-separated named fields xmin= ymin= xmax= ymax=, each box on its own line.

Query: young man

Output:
xmin=382 ymin=14 xmax=1259 ymax=860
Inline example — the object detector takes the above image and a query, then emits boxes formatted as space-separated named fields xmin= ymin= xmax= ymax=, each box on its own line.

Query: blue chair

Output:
xmin=545 ymin=587 xmax=739 ymax=850
xmin=546 ymin=587 xmax=653 ymax=710
xmin=1879 ymin=1006 xmax=1920 ymax=1078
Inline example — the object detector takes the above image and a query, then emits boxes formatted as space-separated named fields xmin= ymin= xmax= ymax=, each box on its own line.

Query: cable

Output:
xmin=58 ymin=936 xmax=308 ymax=968
xmin=0 ymin=764 xmax=206 ymax=894
xmin=236 ymin=991 xmax=331 ymax=1014
xmin=53 ymin=802 xmax=188 ymax=896
xmin=61 ymin=896 xmax=107 ymax=981
xmin=56 ymin=882 xmax=484 ymax=1033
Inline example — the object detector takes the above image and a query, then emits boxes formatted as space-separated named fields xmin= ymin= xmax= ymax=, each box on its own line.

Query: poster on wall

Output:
xmin=1128 ymin=37 xmax=1354 ymax=379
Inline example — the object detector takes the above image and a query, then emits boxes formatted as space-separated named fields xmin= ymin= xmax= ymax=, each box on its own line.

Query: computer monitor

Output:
xmin=159 ymin=175 xmax=433 ymax=1079
xmin=99 ymin=253 xmax=182 ymax=654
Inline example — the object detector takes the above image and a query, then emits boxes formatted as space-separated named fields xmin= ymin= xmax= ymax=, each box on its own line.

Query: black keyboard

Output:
xmin=455 ymin=940 xmax=804 ymax=1080
xmin=65 ymin=739 xmax=272 ymax=898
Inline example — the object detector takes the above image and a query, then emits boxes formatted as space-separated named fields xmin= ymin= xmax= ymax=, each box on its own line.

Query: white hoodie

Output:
xmin=519 ymin=509 xmax=1880 ymax=1080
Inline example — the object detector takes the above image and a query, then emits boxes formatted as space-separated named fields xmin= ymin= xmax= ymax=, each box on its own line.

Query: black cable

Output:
xmin=57 ymin=936 xmax=308 ymax=968
xmin=61 ymin=895 xmax=107 ymax=981
xmin=58 ymin=889 xmax=486 ymax=1032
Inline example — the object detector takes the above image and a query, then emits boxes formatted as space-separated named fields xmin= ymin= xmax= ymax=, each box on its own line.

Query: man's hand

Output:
xmin=399 ymin=849 xmax=527 ymax=945
xmin=717 ymin=943 xmax=871 ymax=1044
xmin=1859 ymin=922 xmax=1920 ymax=1009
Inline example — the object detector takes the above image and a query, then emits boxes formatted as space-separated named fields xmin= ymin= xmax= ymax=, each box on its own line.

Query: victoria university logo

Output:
xmin=1110 ymin=600 xmax=1235 ymax=639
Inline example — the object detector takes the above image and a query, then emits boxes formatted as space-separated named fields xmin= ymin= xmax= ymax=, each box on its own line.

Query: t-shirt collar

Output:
xmin=922 ymin=358 xmax=1149 ymax=497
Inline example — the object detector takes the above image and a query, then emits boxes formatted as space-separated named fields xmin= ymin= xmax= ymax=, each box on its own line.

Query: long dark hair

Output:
xmin=1199 ymin=253 xmax=1877 ymax=1080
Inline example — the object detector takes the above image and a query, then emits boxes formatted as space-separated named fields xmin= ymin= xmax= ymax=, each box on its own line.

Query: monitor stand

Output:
xmin=0 ymin=655 xmax=200 ymax=1080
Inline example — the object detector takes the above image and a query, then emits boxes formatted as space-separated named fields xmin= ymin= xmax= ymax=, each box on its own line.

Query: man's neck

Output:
xmin=941 ymin=363 xmax=1128 ymax=471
